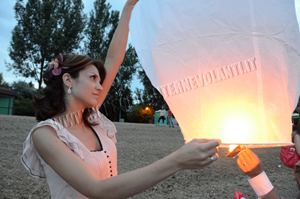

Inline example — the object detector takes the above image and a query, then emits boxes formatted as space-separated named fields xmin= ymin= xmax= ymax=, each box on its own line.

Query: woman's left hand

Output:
xmin=237 ymin=148 xmax=263 ymax=178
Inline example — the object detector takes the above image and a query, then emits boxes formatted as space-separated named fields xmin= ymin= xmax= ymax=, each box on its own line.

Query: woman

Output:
xmin=292 ymin=125 xmax=300 ymax=199
xmin=21 ymin=0 xmax=221 ymax=198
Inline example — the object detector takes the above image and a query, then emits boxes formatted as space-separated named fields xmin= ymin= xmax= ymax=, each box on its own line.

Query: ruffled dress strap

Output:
xmin=88 ymin=109 xmax=117 ymax=144
xmin=21 ymin=119 xmax=85 ymax=178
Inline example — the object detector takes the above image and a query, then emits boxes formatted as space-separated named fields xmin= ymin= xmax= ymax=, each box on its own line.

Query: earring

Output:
xmin=68 ymin=87 xmax=71 ymax=94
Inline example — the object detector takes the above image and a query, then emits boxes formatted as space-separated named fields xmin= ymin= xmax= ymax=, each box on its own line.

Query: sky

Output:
xmin=1 ymin=1 xmax=300 ymax=90
xmin=0 ymin=0 xmax=141 ymax=90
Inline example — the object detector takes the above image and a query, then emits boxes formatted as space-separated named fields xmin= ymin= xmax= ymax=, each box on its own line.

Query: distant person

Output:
xmin=167 ymin=109 xmax=174 ymax=128
xmin=157 ymin=106 xmax=166 ymax=126
xmin=237 ymin=147 xmax=283 ymax=199
xmin=20 ymin=1 xmax=221 ymax=198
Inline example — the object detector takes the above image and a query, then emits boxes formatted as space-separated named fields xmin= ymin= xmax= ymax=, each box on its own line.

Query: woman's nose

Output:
xmin=97 ymin=83 xmax=103 ymax=90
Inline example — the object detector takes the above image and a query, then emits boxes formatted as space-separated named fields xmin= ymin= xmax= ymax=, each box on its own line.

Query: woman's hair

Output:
xmin=33 ymin=54 xmax=106 ymax=125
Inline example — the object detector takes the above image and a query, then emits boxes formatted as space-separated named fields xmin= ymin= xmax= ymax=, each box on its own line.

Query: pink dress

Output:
xmin=21 ymin=111 xmax=117 ymax=199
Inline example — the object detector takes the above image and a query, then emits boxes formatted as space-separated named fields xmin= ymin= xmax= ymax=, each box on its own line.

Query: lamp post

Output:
xmin=119 ymin=87 xmax=123 ymax=122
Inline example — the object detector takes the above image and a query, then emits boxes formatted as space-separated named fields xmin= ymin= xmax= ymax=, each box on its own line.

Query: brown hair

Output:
xmin=33 ymin=54 xmax=106 ymax=125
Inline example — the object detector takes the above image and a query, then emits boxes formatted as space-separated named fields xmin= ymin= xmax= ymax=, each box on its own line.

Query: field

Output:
xmin=0 ymin=115 xmax=298 ymax=199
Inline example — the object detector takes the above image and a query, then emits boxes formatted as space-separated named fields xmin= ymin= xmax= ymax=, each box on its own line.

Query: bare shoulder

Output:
xmin=32 ymin=125 xmax=59 ymax=147
xmin=31 ymin=125 xmax=69 ymax=164
xmin=31 ymin=124 xmax=101 ymax=198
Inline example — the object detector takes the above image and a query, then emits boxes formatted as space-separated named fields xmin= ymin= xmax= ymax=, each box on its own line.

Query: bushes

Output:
xmin=126 ymin=104 xmax=155 ymax=123
xmin=13 ymin=99 xmax=35 ymax=116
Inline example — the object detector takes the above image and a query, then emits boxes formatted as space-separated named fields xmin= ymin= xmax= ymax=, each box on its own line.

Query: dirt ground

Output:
xmin=0 ymin=115 xmax=298 ymax=199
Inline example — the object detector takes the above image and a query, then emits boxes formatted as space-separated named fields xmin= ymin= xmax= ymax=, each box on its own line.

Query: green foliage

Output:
xmin=2 ymin=80 xmax=37 ymax=115
xmin=135 ymin=68 xmax=167 ymax=111
xmin=127 ymin=104 xmax=155 ymax=123
xmin=10 ymin=80 xmax=37 ymax=99
xmin=13 ymin=98 xmax=35 ymax=116
xmin=6 ymin=0 xmax=86 ymax=91
xmin=84 ymin=0 xmax=118 ymax=59
xmin=7 ymin=0 xmax=140 ymax=120
xmin=0 ymin=72 xmax=3 ymax=85
xmin=101 ymin=45 xmax=139 ymax=121
xmin=100 ymin=87 xmax=134 ymax=121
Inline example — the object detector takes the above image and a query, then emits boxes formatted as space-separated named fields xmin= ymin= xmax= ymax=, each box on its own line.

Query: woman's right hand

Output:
xmin=174 ymin=139 xmax=221 ymax=170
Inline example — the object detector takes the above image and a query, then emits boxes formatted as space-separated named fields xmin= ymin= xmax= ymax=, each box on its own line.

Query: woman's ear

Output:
xmin=62 ymin=73 xmax=72 ymax=88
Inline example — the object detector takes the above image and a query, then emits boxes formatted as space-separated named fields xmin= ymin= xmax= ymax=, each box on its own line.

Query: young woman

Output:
xmin=21 ymin=0 xmax=221 ymax=198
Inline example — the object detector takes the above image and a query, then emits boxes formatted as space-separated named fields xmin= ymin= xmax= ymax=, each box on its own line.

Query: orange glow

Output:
xmin=145 ymin=107 xmax=149 ymax=111
xmin=196 ymin=99 xmax=266 ymax=146
xmin=220 ymin=108 xmax=258 ymax=144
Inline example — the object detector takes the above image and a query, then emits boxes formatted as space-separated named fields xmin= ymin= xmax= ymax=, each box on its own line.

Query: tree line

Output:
xmin=3 ymin=0 xmax=166 ymax=122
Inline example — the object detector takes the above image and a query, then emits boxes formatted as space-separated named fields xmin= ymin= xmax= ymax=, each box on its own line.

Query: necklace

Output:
xmin=52 ymin=107 xmax=102 ymax=129
xmin=53 ymin=109 xmax=84 ymax=128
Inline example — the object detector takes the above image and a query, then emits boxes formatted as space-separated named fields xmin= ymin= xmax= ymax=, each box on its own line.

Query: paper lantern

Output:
xmin=129 ymin=0 xmax=300 ymax=147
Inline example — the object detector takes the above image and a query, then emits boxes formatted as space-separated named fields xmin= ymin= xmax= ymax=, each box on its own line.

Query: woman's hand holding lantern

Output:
xmin=174 ymin=139 xmax=221 ymax=170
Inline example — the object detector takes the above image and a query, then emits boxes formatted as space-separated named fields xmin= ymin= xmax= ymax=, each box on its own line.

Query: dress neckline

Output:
xmin=50 ymin=119 xmax=104 ymax=153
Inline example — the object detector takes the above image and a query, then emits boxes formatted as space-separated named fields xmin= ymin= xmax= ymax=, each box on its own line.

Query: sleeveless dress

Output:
xmin=21 ymin=111 xmax=117 ymax=199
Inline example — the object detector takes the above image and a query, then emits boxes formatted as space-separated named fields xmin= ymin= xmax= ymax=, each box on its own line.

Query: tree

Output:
xmin=0 ymin=72 xmax=4 ymax=85
xmin=10 ymin=80 xmax=37 ymax=99
xmin=84 ymin=0 xmax=139 ymax=121
xmin=14 ymin=98 xmax=35 ymax=116
xmin=84 ymin=0 xmax=118 ymax=60
xmin=100 ymin=45 xmax=139 ymax=121
xmin=135 ymin=67 xmax=167 ymax=111
xmin=127 ymin=104 xmax=155 ymax=123
xmin=6 ymin=0 xmax=86 ymax=91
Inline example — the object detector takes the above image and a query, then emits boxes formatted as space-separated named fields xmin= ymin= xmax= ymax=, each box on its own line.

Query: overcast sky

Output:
xmin=1 ymin=1 xmax=300 ymax=90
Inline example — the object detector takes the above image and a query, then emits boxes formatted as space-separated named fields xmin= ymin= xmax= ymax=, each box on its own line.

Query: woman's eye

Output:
xmin=91 ymin=76 xmax=96 ymax=80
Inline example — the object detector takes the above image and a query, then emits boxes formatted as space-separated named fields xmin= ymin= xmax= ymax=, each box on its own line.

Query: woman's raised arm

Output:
xmin=97 ymin=0 xmax=139 ymax=107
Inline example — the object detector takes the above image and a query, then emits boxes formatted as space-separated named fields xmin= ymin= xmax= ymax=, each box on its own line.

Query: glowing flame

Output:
xmin=229 ymin=145 xmax=238 ymax=152
xmin=223 ymin=112 xmax=257 ymax=141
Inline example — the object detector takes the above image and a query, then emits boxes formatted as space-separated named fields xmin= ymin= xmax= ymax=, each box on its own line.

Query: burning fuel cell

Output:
xmin=226 ymin=145 xmax=246 ymax=158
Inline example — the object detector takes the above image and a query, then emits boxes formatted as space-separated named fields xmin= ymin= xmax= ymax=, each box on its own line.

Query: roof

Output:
xmin=0 ymin=86 xmax=18 ymax=97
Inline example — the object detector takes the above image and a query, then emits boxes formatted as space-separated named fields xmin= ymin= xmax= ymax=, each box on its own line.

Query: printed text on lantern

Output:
xmin=159 ymin=58 xmax=257 ymax=98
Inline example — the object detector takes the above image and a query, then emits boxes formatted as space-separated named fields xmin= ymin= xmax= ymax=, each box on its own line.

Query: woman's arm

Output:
xmin=97 ymin=0 xmax=138 ymax=107
xmin=32 ymin=127 xmax=220 ymax=199
xmin=237 ymin=148 xmax=283 ymax=199
xmin=294 ymin=134 xmax=300 ymax=156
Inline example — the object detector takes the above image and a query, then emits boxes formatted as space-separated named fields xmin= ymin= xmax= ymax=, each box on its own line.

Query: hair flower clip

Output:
xmin=48 ymin=54 xmax=69 ymax=78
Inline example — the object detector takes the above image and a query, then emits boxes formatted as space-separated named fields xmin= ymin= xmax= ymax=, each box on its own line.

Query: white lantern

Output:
xmin=130 ymin=0 xmax=300 ymax=147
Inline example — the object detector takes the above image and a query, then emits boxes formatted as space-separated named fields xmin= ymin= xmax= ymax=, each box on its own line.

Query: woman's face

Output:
xmin=70 ymin=64 xmax=103 ymax=109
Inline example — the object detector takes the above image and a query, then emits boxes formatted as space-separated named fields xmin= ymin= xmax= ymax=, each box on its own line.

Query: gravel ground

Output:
xmin=0 ymin=115 xmax=298 ymax=199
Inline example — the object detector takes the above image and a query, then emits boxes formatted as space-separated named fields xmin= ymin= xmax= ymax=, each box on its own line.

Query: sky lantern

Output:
xmin=130 ymin=0 xmax=300 ymax=147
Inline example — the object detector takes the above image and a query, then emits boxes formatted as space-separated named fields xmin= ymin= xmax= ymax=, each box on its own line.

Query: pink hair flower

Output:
xmin=48 ymin=54 xmax=69 ymax=78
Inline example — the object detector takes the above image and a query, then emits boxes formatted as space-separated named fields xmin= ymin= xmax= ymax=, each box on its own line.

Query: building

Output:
xmin=0 ymin=86 xmax=17 ymax=115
